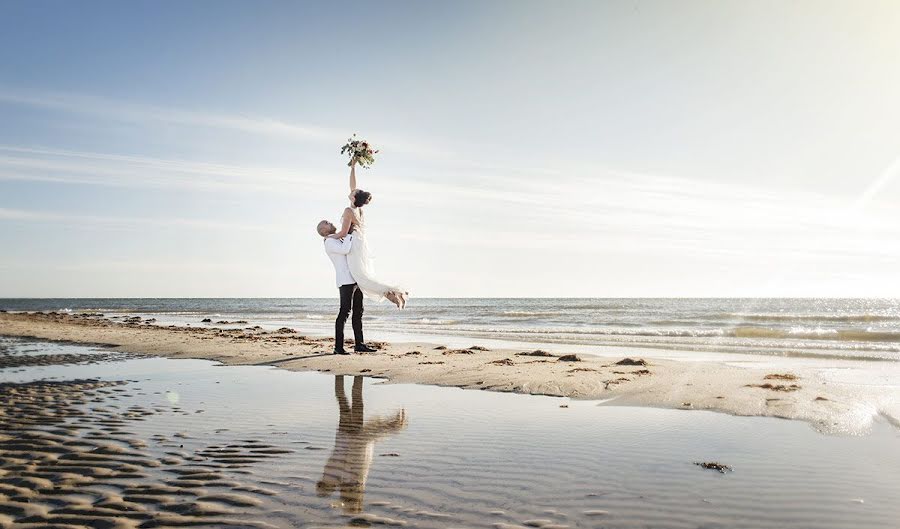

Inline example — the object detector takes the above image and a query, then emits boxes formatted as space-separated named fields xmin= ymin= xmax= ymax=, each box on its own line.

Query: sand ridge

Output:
xmin=0 ymin=375 xmax=295 ymax=529
xmin=1 ymin=311 xmax=898 ymax=434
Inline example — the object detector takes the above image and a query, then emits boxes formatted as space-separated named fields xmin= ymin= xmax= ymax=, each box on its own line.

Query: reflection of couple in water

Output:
xmin=317 ymin=375 xmax=407 ymax=513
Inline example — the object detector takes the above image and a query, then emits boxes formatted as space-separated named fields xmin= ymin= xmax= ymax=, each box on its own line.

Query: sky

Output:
xmin=1 ymin=0 xmax=900 ymax=298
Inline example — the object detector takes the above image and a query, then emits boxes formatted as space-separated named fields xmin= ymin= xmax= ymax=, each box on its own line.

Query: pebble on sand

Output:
xmin=694 ymin=461 xmax=733 ymax=473
xmin=615 ymin=358 xmax=647 ymax=366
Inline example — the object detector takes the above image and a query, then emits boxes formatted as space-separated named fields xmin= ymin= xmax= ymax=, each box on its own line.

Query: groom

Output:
xmin=317 ymin=220 xmax=377 ymax=355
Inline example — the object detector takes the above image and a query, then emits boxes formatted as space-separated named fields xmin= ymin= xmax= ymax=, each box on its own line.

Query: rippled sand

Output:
xmin=0 ymin=379 xmax=283 ymax=528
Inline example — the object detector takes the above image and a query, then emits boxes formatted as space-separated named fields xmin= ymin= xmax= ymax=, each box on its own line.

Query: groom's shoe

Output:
xmin=334 ymin=348 xmax=351 ymax=355
xmin=354 ymin=344 xmax=377 ymax=353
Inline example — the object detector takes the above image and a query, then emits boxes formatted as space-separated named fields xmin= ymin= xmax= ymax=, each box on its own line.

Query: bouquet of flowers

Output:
xmin=341 ymin=134 xmax=378 ymax=168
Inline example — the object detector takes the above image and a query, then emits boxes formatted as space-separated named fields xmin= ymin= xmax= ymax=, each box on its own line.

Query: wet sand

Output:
xmin=0 ymin=378 xmax=283 ymax=529
xmin=1 ymin=336 xmax=899 ymax=529
xmin=1 ymin=311 xmax=899 ymax=434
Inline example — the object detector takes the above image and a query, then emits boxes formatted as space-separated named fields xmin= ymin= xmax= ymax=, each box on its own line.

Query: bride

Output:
xmin=329 ymin=158 xmax=407 ymax=309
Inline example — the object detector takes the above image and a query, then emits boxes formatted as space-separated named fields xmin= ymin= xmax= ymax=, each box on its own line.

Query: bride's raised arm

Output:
xmin=349 ymin=157 xmax=357 ymax=191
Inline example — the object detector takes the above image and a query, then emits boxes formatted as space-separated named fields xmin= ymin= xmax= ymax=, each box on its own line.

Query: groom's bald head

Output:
xmin=317 ymin=220 xmax=336 ymax=237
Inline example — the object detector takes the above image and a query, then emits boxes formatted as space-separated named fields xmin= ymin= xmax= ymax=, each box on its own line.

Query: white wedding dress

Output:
xmin=347 ymin=208 xmax=403 ymax=302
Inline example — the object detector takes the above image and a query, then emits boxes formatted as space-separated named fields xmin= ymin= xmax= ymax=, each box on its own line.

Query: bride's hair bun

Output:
xmin=354 ymin=189 xmax=373 ymax=207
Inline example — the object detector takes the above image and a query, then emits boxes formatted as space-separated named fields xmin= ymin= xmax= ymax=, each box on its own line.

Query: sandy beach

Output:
xmin=2 ymin=333 xmax=899 ymax=529
xmin=2 ymin=311 xmax=898 ymax=435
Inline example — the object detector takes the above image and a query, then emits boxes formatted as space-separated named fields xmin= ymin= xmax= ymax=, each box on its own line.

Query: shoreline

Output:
xmin=2 ymin=311 xmax=898 ymax=435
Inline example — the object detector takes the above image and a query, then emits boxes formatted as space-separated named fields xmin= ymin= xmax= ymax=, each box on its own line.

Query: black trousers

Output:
xmin=335 ymin=283 xmax=364 ymax=350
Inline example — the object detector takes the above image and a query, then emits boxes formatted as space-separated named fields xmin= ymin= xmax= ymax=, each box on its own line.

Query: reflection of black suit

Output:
xmin=317 ymin=376 xmax=407 ymax=514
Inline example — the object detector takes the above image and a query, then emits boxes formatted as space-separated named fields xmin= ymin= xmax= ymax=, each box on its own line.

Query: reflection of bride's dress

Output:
xmin=347 ymin=208 xmax=402 ymax=302
xmin=317 ymin=376 xmax=407 ymax=514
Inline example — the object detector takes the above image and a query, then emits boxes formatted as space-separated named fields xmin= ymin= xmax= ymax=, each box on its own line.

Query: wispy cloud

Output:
xmin=0 ymin=86 xmax=454 ymax=159
xmin=4 ymin=142 xmax=900 ymax=264
xmin=2 ymin=85 xmax=899 ymax=277
xmin=0 ymin=88 xmax=336 ymax=142
xmin=0 ymin=258 xmax=263 ymax=273
xmin=0 ymin=145 xmax=330 ymax=195
xmin=0 ymin=207 xmax=277 ymax=232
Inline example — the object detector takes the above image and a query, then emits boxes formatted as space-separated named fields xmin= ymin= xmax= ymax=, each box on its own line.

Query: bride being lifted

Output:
xmin=326 ymin=150 xmax=408 ymax=309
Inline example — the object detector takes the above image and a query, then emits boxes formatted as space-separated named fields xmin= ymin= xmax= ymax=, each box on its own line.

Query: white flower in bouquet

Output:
xmin=340 ymin=134 xmax=379 ymax=168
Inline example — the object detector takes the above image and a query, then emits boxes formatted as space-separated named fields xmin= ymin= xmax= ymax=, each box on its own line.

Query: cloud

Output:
xmin=2 ymin=84 xmax=899 ymax=280
xmin=0 ymin=207 xmax=277 ymax=232
xmin=0 ymin=88 xmax=336 ymax=142
xmin=4 ymin=142 xmax=900 ymax=265
xmin=0 ymin=86 xmax=452 ymax=158
xmin=0 ymin=144 xmax=329 ymax=195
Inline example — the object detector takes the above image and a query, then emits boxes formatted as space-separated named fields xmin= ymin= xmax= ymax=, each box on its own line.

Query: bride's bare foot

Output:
xmin=399 ymin=292 xmax=408 ymax=309
xmin=385 ymin=291 xmax=402 ymax=309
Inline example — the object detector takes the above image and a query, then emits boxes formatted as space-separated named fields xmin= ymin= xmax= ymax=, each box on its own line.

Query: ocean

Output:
xmin=3 ymin=298 xmax=899 ymax=361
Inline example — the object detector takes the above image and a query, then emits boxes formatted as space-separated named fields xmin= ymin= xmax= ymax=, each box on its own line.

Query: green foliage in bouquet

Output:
xmin=341 ymin=134 xmax=379 ymax=168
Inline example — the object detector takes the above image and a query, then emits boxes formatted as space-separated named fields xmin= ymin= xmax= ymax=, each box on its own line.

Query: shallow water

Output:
xmin=2 ymin=336 xmax=899 ymax=528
